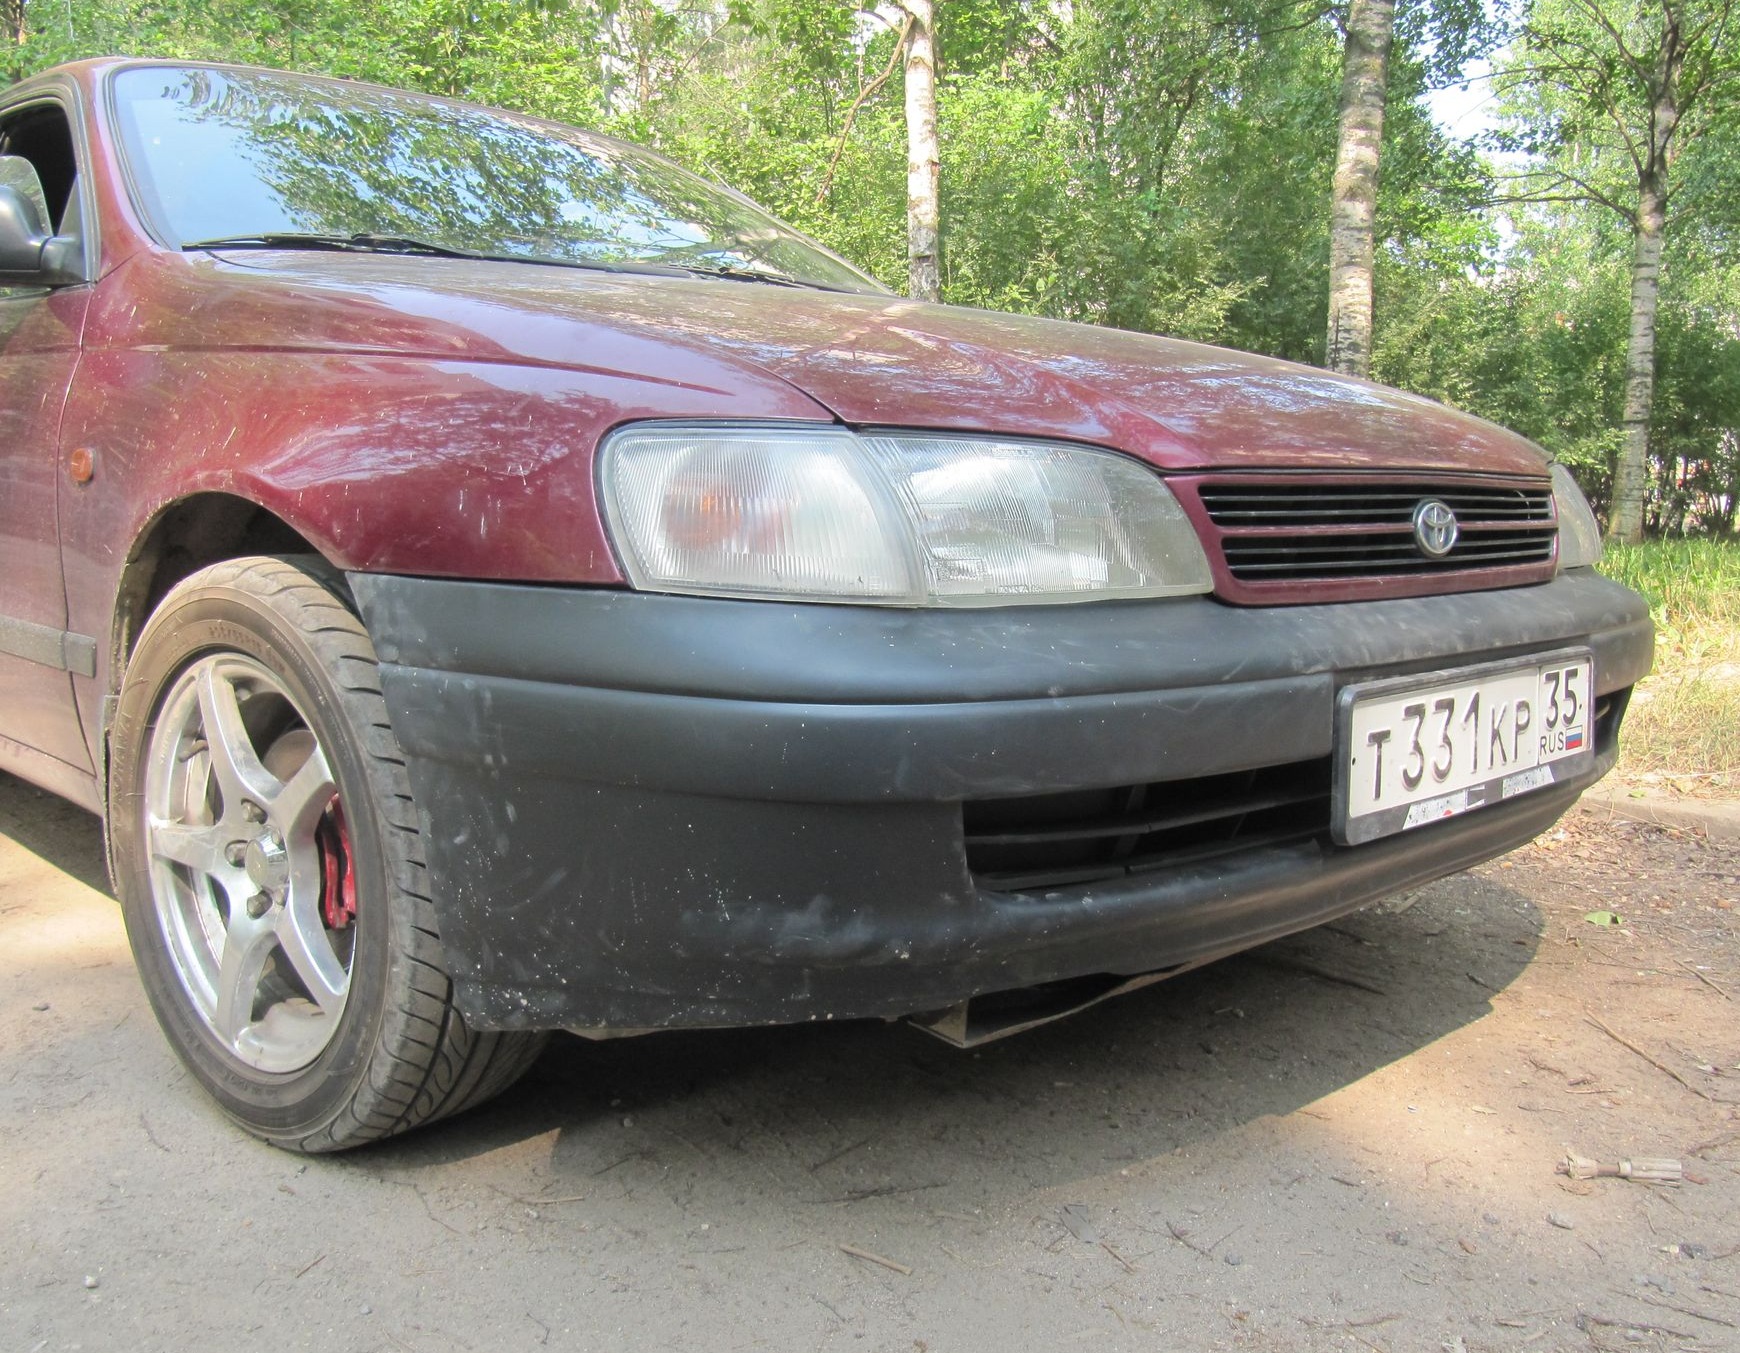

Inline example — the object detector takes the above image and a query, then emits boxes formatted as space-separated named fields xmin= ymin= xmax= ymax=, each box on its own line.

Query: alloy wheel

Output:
xmin=142 ymin=653 xmax=355 ymax=1074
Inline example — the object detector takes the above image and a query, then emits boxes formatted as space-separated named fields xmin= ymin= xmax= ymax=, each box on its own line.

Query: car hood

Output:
xmin=134 ymin=252 xmax=1550 ymax=476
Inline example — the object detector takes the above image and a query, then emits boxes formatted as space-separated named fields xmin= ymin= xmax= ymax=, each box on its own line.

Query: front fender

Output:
xmin=57 ymin=342 xmax=828 ymax=806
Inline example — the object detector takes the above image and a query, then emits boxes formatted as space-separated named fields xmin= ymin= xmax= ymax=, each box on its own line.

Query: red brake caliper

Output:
xmin=316 ymin=801 xmax=357 ymax=930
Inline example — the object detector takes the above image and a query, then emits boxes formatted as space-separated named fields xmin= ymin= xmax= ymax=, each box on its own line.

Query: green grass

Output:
xmin=1597 ymin=538 xmax=1740 ymax=783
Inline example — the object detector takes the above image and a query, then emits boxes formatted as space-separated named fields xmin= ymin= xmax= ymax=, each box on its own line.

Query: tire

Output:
xmin=108 ymin=555 xmax=546 ymax=1151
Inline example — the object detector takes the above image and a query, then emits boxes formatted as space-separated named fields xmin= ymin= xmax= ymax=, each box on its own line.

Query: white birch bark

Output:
xmin=1611 ymin=178 xmax=1666 ymax=542
xmin=1326 ymin=0 xmax=1396 ymax=377
xmin=1609 ymin=40 xmax=1683 ymax=544
xmin=901 ymin=0 xmax=941 ymax=303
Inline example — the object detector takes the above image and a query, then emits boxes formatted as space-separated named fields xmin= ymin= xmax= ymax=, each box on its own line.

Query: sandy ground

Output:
xmin=2 ymin=771 xmax=1737 ymax=1353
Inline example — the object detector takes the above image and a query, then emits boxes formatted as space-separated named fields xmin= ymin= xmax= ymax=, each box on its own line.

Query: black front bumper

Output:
xmin=350 ymin=569 xmax=1652 ymax=1032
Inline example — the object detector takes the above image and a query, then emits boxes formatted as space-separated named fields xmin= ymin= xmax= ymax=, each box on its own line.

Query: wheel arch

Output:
xmin=109 ymin=493 xmax=331 ymax=684
xmin=100 ymin=501 xmax=338 ymax=904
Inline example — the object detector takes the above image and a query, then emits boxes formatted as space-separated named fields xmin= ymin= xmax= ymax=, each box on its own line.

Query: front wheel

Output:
xmin=109 ymin=556 xmax=545 ymax=1151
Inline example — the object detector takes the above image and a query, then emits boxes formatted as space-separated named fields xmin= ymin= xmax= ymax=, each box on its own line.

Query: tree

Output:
xmin=1498 ymin=0 xmax=1739 ymax=541
xmin=4 ymin=0 xmax=24 ymax=83
xmin=899 ymin=0 xmax=941 ymax=300
xmin=1326 ymin=0 xmax=1493 ymax=375
xmin=1327 ymin=0 xmax=1397 ymax=375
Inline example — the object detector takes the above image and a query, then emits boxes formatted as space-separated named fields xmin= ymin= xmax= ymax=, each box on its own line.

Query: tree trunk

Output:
xmin=1325 ymin=0 xmax=1395 ymax=377
xmin=3 ymin=0 xmax=24 ymax=84
xmin=902 ymin=0 xmax=941 ymax=303
xmin=1608 ymin=21 xmax=1687 ymax=545
xmin=1610 ymin=176 xmax=1666 ymax=543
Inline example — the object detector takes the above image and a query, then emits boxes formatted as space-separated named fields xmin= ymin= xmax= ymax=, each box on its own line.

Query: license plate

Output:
xmin=1334 ymin=649 xmax=1595 ymax=845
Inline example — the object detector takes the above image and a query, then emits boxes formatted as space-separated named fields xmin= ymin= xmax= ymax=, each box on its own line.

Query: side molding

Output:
xmin=0 ymin=612 xmax=98 ymax=676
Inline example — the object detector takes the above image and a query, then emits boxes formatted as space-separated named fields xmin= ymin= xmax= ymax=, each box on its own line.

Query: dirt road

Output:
xmin=3 ymin=772 xmax=1737 ymax=1353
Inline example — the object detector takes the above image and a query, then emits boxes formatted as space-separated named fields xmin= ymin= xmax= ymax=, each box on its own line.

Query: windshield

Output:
xmin=110 ymin=65 xmax=884 ymax=292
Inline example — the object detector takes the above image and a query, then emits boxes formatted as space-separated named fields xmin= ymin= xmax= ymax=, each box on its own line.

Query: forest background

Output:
xmin=5 ymin=0 xmax=1737 ymax=538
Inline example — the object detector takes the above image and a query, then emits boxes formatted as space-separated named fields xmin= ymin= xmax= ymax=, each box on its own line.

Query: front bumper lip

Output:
xmin=349 ymin=570 xmax=1652 ymax=1031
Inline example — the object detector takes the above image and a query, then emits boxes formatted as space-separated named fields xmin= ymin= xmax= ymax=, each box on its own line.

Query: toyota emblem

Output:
xmin=1412 ymin=499 xmax=1459 ymax=558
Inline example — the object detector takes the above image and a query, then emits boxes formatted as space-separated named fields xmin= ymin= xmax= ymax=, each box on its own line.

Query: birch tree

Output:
xmin=1326 ymin=0 xmax=1396 ymax=376
xmin=1325 ymin=0 xmax=1491 ymax=376
xmin=899 ymin=0 xmax=941 ymax=300
xmin=1499 ymin=0 xmax=1738 ymax=541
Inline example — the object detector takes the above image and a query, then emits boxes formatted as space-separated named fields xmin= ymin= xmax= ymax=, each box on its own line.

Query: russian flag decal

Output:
xmin=1566 ymin=728 xmax=1585 ymax=750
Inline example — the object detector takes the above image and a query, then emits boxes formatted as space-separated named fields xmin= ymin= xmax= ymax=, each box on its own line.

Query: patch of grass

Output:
xmin=1599 ymin=538 xmax=1740 ymax=633
xmin=1597 ymin=538 xmax=1740 ymax=783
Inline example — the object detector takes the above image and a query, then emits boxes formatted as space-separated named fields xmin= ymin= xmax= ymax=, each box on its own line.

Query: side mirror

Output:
xmin=0 ymin=182 xmax=83 ymax=287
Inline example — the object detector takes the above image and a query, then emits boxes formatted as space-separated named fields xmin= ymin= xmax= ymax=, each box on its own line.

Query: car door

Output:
xmin=0 ymin=94 xmax=95 ymax=784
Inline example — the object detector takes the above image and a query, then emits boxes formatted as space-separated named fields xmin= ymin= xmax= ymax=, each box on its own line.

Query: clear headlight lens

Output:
xmin=1551 ymin=464 xmax=1604 ymax=570
xmin=599 ymin=424 xmax=1213 ymax=606
xmin=599 ymin=426 xmax=916 ymax=601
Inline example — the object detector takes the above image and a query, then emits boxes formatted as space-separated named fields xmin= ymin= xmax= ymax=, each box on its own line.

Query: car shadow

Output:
xmin=0 ymin=772 xmax=110 ymax=896
xmin=356 ymin=867 xmax=1542 ymax=1208
xmin=0 ymin=770 xmax=1543 ymax=1201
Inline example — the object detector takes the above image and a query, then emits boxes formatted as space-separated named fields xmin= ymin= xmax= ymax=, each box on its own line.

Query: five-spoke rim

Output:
xmin=143 ymin=653 xmax=355 ymax=1074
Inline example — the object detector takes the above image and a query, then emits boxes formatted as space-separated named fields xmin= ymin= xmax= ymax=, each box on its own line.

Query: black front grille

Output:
xmin=1194 ymin=480 xmax=1556 ymax=584
xmin=965 ymin=759 xmax=1332 ymax=893
xmin=967 ymin=689 xmax=1631 ymax=897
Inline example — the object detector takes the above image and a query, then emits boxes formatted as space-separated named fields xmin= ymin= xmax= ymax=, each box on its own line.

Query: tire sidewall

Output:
xmin=110 ymin=573 xmax=394 ymax=1141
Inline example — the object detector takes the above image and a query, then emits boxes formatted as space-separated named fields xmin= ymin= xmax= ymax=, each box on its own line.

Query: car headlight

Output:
xmin=1551 ymin=464 xmax=1604 ymax=570
xmin=598 ymin=424 xmax=1214 ymax=606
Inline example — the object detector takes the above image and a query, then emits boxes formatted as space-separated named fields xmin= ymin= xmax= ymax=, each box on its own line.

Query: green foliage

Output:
xmin=1375 ymin=196 xmax=1740 ymax=534
xmin=1190 ymin=24 xmax=1344 ymax=361
xmin=15 ymin=0 xmax=613 ymax=118
xmin=1375 ymin=217 xmax=1631 ymax=482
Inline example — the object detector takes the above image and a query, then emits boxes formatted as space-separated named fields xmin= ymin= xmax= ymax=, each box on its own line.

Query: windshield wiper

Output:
xmin=671 ymin=261 xmax=857 ymax=292
xmin=184 ymin=233 xmax=867 ymax=291
xmin=182 ymin=233 xmax=695 ymax=277
xmin=183 ymin=232 xmax=495 ymax=259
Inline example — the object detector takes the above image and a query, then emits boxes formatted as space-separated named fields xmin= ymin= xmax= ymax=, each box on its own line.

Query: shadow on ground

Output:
xmin=0 ymin=768 xmax=1539 ymax=1202
xmin=0 ymin=771 xmax=110 ymax=894
xmin=367 ymin=870 xmax=1540 ymax=1210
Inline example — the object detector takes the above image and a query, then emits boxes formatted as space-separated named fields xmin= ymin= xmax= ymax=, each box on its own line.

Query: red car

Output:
xmin=0 ymin=59 xmax=1651 ymax=1151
